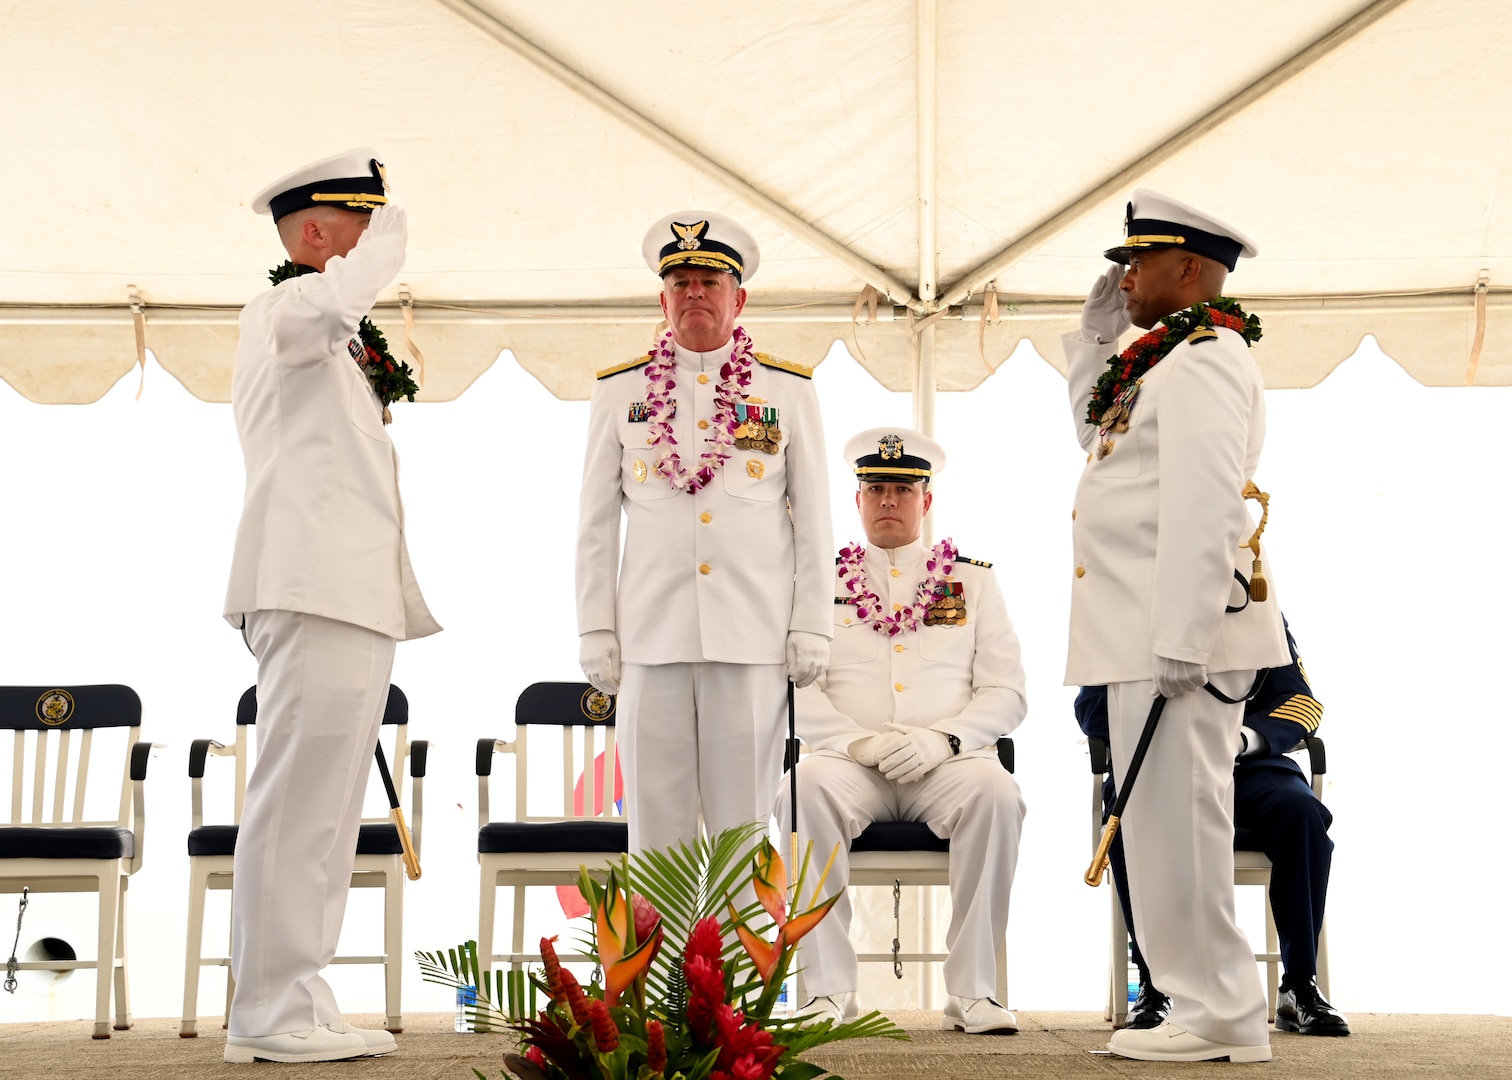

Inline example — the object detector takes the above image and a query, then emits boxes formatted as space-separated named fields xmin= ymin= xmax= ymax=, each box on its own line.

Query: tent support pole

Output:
xmin=433 ymin=0 xmax=922 ymax=310
xmin=916 ymin=0 xmax=940 ymax=542
xmin=934 ymin=0 xmax=1414 ymax=309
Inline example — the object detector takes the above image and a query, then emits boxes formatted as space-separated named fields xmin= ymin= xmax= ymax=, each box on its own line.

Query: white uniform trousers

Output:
xmin=229 ymin=609 xmax=396 ymax=1037
xmin=774 ymin=751 xmax=1024 ymax=1000
xmin=1109 ymin=673 xmax=1268 ymax=1047
xmin=618 ymin=662 xmax=787 ymax=854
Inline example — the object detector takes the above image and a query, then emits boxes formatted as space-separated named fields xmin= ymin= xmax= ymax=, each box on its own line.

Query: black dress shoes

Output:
xmin=1124 ymin=982 xmax=1172 ymax=1030
xmin=1275 ymin=977 xmax=1351 ymax=1036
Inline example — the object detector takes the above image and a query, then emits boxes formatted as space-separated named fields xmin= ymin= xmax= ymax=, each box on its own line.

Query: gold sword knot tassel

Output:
xmin=391 ymin=806 xmax=421 ymax=880
xmin=1241 ymin=480 xmax=1271 ymax=603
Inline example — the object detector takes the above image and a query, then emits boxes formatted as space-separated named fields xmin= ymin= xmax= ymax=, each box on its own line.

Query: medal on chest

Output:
xmin=924 ymin=580 xmax=968 ymax=627
xmin=1096 ymin=379 xmax=1140 ymax=460
xmin=733 ymin=401 xmax=782 ymax=454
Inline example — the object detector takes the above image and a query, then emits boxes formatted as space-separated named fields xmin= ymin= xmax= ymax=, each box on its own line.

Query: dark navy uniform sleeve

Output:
xmin=1242 ymin=617 xmax=1322 ymax=766
xmin=1074 ymin=685 xmax=1109 ymax=741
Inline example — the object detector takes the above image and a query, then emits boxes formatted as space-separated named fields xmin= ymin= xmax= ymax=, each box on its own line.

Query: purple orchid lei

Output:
xmin=837 ymin=537 xmax=959 ymax=636
xmin=644 ymin=325 xmax=756 ymax=493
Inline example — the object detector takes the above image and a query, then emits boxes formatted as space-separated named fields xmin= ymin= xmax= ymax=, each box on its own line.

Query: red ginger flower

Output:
xmin=686 ymin=916 xmax=724 ymax=967
xmin=540 ymin=936 xmax=565 ymax=1005
xmin=712 ymin=1004 xmax=783 ymax=1079
xmin=646 ymin=1019 xmax=667 ymax=1075
xmin=587 ymin=999 xmax=619 ymax=1052
xmin=633 ymin=894 xmax=665 ymax=964
xmin=685 ymin=954 xmax=725 ymax=1042
xmin=557 ymin=965 xmax=591 ymax=1027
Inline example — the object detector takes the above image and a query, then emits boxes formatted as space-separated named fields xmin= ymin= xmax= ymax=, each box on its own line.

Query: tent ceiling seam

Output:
xmin=433 ymin=0 xmax=923 ymax=310
xmin=932 ymin=0 xmax=1415 ymax=310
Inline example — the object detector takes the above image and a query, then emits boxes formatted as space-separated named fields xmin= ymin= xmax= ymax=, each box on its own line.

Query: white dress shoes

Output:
xmin=942 ymin=995 xmax=1018 ymax=1034
xmin=1108 ymin=1021 xmax=1272 ymax=1062
xmin=799 ymin=992 xmax=858 ymax=1025
xmin=324 ymin=1019 xmax=398 ymax=1056
xmin=223 ymin=1026 xmax=368 ymax=1063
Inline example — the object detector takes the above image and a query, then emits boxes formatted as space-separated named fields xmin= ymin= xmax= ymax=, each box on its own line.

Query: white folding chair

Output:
xmin=179 ymin=684 xmax=424 ymax=1036
xmin=476 ymin=681 xmax=624 ymax=982
xmin=0 ymin=685 xmax=153 ymax=1038
xmin=1088 ymin=734 xmax=1330 ymax=1026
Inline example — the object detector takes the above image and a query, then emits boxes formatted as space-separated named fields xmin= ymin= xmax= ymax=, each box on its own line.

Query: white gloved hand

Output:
xmin=579 ymin=630 xmax=621 ymax=695
xmin=1237 ymin=725 xmax=1268 ymax=759
xmin=848 ymin=731 xmax=907 ymax=768
xmin=1080 ymin=264 xmax=1131 ymax=344
xmin=364 ymin=202 xmax=407 ymax=244
xmin=1152 ymin=655 xmax=1207 ymax=699
xmin=786 ymin=631 xmax=829 ymax=689
xmin=876 ymin=725 xmax=952 ymax=784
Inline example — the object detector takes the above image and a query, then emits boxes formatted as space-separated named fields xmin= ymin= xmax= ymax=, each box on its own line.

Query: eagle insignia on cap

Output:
xmin=672 ymin=220 xmax=709 ymax=251
xmin=879 ymin=434 xmax=904 ymax=461
xmin=371 ymin=158 xmax=387 ymax=190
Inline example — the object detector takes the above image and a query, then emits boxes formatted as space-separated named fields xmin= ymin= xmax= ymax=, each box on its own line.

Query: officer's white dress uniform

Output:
xmin=776 ymin=430 xmax=1026 ymax=1018
xmin=575 ymin=214 xmax=831 ymax=853
xmin=223 ymin=151 xmax=439 ymax=1046
xmin=1064 ymin=191 xmax=1286 ymax=1053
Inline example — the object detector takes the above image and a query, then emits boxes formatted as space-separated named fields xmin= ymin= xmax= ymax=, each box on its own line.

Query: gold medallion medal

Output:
xmin=633 ymin=459 xmax=648 ymax=483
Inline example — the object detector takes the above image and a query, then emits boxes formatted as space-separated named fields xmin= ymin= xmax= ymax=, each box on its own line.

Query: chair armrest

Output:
xmin=188 ymin=739 xmax=226 ymax=779
xmin=1303 ymin=736 xmax=1326 ymax=800
xmin=131 ymin=740 xmax=154 ymax=781
xmin=128 ymin=743 xmax=162 ymax=876
xmin=1088 ymin=736 xmax=1110 ymax=775
xmin=996 ymin=737 xmax=1014 ymax=774
xmin=408 ymin=740 xmax=428 ymax=859
xmin=410 ymin=739 xmax=429 ymax=778
xmin=476 ymin=738 xmax=516 ymax=829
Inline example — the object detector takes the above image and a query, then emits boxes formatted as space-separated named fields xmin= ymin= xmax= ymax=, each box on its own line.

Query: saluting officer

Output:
xmin=575 ymin=212 xmax=832 ymax=853
xmin=1064 ymin=190 xmax=1289 ymax=1063
xmin=777 ymin=428 xmax=1026 ymax=1035
xmin=223 ymin=149 xmax=439 ymax=1064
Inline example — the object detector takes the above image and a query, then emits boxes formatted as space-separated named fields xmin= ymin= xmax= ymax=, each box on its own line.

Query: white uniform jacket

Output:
xmin=223 ymin=232 xmax=440 ymax=642
xmin=797 ymin=540 xmax=1026 ymax=756
xmin=576 ymin=339 xmax=832 ymax=664
xmin=1063 ymin=328 xmax=1285 ymax=686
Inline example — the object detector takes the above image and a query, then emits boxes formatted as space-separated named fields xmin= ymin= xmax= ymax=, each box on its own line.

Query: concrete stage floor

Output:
xmin=3 ymin=1010 xmax=1509 ymax=1078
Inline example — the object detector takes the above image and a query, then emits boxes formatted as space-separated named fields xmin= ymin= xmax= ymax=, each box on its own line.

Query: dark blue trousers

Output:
xmin=1106 ymin=764 xmax=1334 ymax=985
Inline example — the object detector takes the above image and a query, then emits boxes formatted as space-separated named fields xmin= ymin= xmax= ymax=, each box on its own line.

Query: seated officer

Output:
xmin=1075 ymin=618 xmax=1349 ymax=1037
xmin=776 ymin=427 xmax=1027 ymax=1034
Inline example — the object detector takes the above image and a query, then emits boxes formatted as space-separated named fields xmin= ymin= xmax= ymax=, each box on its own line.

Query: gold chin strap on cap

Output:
xmin=1242 ymin=480 xmax=1270 ymax=602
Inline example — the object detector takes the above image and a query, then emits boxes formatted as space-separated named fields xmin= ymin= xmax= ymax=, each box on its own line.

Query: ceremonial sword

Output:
xmin=375 ymin=741 xmax=421 ymax=880
xmin=1085 ymin=694 xmax=1166 ymax=887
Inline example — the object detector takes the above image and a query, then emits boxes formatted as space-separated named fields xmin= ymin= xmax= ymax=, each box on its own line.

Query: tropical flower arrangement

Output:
xmin=1084 ymin=296 xmax=1262 ymax=430
xmin=418 ymin=824 xmax=905 ymax=1080
xmin=267 ymin=260 xmax=420 ymax=423
xmin=644 ymin=326 xmax=755 ymax=493
xmin=836 ymin=538 xmax=959 ymax=636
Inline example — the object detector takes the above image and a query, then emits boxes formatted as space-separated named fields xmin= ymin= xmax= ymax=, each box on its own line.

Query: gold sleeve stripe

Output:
xmin=754 ymin=352 xmax=813 ymax=379
xmin=1186 ymin=328 xmax=1218 ymax=344
xmin=597 ymin=355 xmax=653 ymax=380
xmin=1270 ymin=694 xmax=1323 ymax=731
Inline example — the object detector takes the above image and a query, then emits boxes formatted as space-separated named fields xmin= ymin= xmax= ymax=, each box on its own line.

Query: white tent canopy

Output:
xmin=3 ymin=0 xmax=1511 ymax=407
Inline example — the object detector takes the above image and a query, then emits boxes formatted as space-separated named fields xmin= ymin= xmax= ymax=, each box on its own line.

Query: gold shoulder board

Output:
xmin=754 ymin=352 xmax=813 ymax=379
xmin=957 ymin=556 xmax=994 ymax=569
xmin=596 ymin=354 xmax=654 ymax=380
xmin=1186 ymin=328 xmax=1219 ymax=345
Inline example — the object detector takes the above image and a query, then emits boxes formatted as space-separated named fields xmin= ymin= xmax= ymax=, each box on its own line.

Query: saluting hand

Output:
xmin=365 ymin=202 xmax=408 ymax=244
xmin=1080 ymin=264 xmax=1131 ymax=344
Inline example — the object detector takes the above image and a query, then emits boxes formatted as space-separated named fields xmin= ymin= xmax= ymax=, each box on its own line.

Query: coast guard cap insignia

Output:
xmin=879 ymin=434 xmax=904 ymax=460
xmin=672 ymin=220 xmax=709 ymax=251
xmin=37 ymin=689 xmax=75 ymax=726
xmin=580 ymin=688 xmax=616 ymax=722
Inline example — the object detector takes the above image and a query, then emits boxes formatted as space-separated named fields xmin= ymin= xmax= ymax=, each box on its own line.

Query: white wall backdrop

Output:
xmin=1 ymin=331 xmax=1506 ymax=1025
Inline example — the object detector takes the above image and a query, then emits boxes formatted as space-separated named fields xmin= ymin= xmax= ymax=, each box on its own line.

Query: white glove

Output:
xmin=1152 ymin=655 xmax=1207 ymax=699
xmin=876 ymin=725 xmax=952 ymax=784
xmin=364 ymin=202 xmax=407 ymax=244
xmin=1080 ymin=264 xmax=1131 ymax=344
xmin=579 ymin=630 xmax=621 ymax=695
xmin=848 ymin=731 xmax=907 ymax=768
xmin=786 ymin=631 xmax=829 ymax=689
xmin=1238 ymin=725 xmax=1268 ymax=759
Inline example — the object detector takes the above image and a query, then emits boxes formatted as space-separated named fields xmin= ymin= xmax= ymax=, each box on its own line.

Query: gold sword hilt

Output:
xmin=1084 ymin=815 xmax=1120 ymax=887
xmin=391 ymin=806 xmax=421 ymax=880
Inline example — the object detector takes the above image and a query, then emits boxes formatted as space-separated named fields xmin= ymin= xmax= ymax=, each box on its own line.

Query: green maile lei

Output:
xmin=1085 ymin=296 xmax=1263 ymax=430
xmin=268 ymin=260 xmax=419 ymax=424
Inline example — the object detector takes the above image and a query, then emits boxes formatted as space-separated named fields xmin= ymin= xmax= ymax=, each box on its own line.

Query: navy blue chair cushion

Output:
xmin=479 ymin=820 xmax=628 ymax=855
xmin=188 ymin=823 xmax=405 ymax=858
xmin=850 ymin=821 xmax=949 ymax=853
xmin=0 ymin=826 xmax=134 ymax=859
